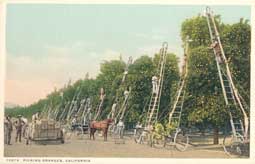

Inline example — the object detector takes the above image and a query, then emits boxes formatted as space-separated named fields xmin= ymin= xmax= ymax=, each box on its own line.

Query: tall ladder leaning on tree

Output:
xmin=107 ymin=56 xmax=133 ymax=122
xmin=145 ymin=42 xmax=168 ymax=127
xmin=205 ymin=7 xmax=249 ymax=147
xmin=163 ymin=37 xmax=192 ymax=152
xmin=80 ymin=98 xmax=92 ymax=125
xmin=114 ymin=87 xmax=132 ymax=123
xmin=93 ymin=88 xmax=106 ymax=121
xmin=59 ymin=101 xmax=71 ymax=122
xmin=76 ymin=98 xmax=87 ymax=121
xmin=71 ymin=98 xmax=87 ymax=123
xmin=52 ymin=93 xmax=64 ymax=121
xmin=66 ymin=86 xmax=83 ymax=122
xmin=168 ymin=36 xmax=191 ymax=136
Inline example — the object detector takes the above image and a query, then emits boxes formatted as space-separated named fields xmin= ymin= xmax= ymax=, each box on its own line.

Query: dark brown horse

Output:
xmin=90 ymin=118 xmax=113 ymax=141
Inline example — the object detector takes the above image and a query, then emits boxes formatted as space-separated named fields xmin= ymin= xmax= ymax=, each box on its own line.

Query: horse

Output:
xmin=90 ymin=118 xmax=113 ymax=141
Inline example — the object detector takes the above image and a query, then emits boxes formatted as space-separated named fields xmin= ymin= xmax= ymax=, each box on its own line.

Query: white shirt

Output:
xmin=112 ymin=103 xmax=117 ymax=112
xmin=32 ymin=113 xmax=39 ymax=122
xmin=136 ymin=123 xmax=142 ymax=128
xmin=124 ymin=91 xmax=129 ymax=97
xmin=117 ymin=121 xmax=124 ymax=127
xmin=71 ymin=118 xmax=77 ymax=125
xmin=21 ymin=117 xmax=28 ymax=124
xmin=152 ymin=76 xmax=158 ymax=82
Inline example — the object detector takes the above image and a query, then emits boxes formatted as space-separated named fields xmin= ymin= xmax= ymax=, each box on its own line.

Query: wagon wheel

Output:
xmin=174 ymin=130 xmax=189 ymax=151
xmin=164 ymin=135 xmax=175 ymax=150
xmin=223 ymin=133 xmax=244 ymax=157
xmin=152 ymin=133 xmax=165 ymax=149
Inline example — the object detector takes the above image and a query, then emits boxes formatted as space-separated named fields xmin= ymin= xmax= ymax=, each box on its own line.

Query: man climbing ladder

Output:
xmin=135 ymin=42 xmax=168 ymax=144
xmin=145 ymin=42 xmax=168 ymax=127
xmin=205 ymin=6 xmax=249 ymax=155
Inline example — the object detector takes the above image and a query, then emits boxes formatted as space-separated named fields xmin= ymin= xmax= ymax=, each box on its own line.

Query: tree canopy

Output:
xmin=5 ymin=14 xmax=250 ymax=140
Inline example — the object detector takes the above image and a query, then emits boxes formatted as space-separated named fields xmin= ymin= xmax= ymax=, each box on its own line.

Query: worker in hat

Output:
xmin=117 ymin=119 xmax=125 ymax=139
xmin=100 ymin=88 xmax=104 ymax=101
xmin=21 ymin=116 xmax=28 ymax=137
xmin=14 ymin=115 xmax=24 ymax=142
xmin=210 ymin=40 xmax=224 ymax=64
xmin=32 ymin=112 xmax=40 ymax=123
xmin=110 ymin=101 xmax=117 ymax=119
xmin=71 ymin=115 xmax=78 ymax=131
xmin=124 ymin=88 xmax=129 ymax=100
xmin=4 ymin=115 xmax=13 ymax=145
xmin=152 ymin=76 xmax=158 ymax=94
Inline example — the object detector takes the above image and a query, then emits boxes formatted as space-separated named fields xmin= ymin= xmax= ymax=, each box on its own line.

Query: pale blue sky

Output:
xmin=5 ymin=4 xmax=251 ymax=105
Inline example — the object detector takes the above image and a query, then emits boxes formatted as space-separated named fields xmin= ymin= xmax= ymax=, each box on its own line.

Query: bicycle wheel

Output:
xmin=164 ymin=135 xmax=175 ymax=150
xmin=142 ymin=131 xmax=151 ymax=146
xmin=174 ymin=130 xmax=189 ymax=151
xmin=223 ymin=133 xmax=244 ymax=157
xmin=134 ymin=129 xmax=142 ymax=143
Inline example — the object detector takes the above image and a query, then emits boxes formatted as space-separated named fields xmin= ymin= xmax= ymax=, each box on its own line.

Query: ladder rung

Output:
xmin=236 ymin=135 xmax=244 ymax=138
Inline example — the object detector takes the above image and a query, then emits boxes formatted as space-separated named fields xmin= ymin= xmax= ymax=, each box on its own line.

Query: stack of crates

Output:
xmin=31 ymin=119 xmax=61 ymax=140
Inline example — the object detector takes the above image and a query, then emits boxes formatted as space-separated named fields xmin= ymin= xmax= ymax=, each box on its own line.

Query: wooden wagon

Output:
xmin=25 ymin=119 xmax=64 ymax=145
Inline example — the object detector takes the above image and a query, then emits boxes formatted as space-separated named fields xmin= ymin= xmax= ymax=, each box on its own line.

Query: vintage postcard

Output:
xmin=0 ymin=0 xmax=254 ymax=163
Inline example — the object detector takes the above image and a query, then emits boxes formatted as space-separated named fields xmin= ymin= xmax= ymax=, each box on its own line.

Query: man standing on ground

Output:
xmin=14 ymin=115 xmax=23 ymax=143
xmin=4 ymin=116 xmax=13 ymax=145
xmin=4 ymin=116 xmax=8 ymax=144
xmin=6 ymin=116 xmax=13 ymax=145
xmin=21 ymin=116 xmax=28 ymax=137
xmin=117 ymin=119 xmax=125 ymax=139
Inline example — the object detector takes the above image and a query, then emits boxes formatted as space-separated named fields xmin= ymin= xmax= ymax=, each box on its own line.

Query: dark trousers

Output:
xmin=16 ymin=130 xmax=22 ymax=142
xmin=7 ymin=131 xmax=12 ymax=144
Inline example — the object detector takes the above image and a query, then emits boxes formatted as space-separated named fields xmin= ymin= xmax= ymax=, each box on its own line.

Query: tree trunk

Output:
xmin=213 ymin=127 xmax=219 ymax=145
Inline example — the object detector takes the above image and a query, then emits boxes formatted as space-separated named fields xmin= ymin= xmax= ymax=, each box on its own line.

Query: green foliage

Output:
xmin=181 ymin=15 xmax=250 ymax=132
xmin=153 ymin=123 xmax=165 ymax=139
xmin=5 ymin=54 xmax=179 ymax=124
xmin=181 ymin=15 xmax=221 ymax=48
xmin=165 ymin=121 xmax=178 ymax=135
xmin=221 ymin=19 xmax=250 ymax=107
xmin=6 ymin=13 xmax=249 ymax=134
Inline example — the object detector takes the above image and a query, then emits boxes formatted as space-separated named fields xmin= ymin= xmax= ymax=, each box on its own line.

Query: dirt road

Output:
xmin=4 ymin=132 xmax=238 ymax=158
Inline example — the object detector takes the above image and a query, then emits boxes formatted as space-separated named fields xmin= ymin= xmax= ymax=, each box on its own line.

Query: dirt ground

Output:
xmin=4 ymin=131 xmax=240 ymax=158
